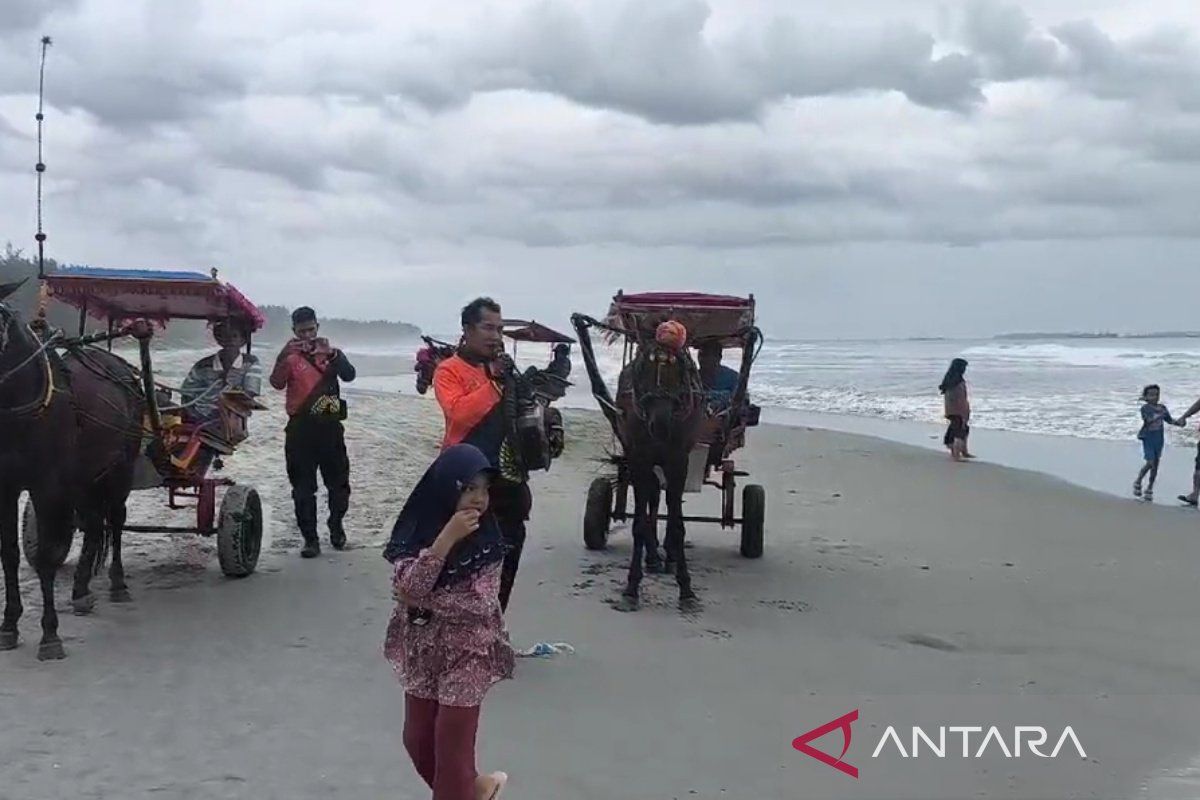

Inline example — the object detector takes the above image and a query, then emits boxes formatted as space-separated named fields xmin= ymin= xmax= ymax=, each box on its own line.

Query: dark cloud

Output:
xmin=257 ymin=1 xmax=987 ymax=123
xmin=0 ymin=0 xmax=81 ymax=35
xmin=961 ymin=1 xmax=1200 ymax=109
xmin=433 ymin=1 xmax=987 ymax=121
xmin=960 ymin=0 xmax=1061 ymax=80
xmin=0 ymin=3 xmax=248 ymax=128
xmin=2 ymin=0 xmax=1200 ymax=339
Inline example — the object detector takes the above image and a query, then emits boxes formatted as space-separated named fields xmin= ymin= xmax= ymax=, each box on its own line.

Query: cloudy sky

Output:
xmin=2 ymin=0 xmax=1199 ymax=339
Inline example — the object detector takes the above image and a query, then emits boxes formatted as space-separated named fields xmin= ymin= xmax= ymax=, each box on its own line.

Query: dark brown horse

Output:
xmin=60 ymin=341 xmax=145 ymax=614
xmin=611 ymin=341 xmax=708 ymax=612
xmin=0 ymin=281 xmax=142 ymax=660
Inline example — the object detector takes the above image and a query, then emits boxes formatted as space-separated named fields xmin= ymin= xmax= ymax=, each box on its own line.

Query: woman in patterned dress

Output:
xmin=383 ymin=444 xmax=514 ymax=800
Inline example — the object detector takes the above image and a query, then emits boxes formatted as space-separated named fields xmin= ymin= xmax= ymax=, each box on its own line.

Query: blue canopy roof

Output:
xmin=44 ymin=265 xmax=265 ymax=330
xmin=52 ymin=266 xmax=216 ymax=282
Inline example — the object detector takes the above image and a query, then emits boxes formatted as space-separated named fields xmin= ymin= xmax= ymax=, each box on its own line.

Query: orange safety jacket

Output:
xmin=432 ymin=354 xmax=503 ymax=452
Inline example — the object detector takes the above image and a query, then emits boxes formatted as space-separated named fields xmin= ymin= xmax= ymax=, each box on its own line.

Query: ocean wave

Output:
xmin=963 ymin=342 xmax=1200 ymax=369
xmin=132 ymin=336 xmax=1200 ymax=446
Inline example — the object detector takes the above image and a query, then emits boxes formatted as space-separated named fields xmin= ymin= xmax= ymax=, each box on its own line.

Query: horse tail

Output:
xmin=85 ymin=520 xmax=112 ymax=579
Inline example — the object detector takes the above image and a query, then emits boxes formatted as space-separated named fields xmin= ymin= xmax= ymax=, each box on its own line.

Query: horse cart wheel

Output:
xmin=217 ymin=486 xmax=263 ymax=578
xmin=584 ymin=477 xmax=613 ymax=551
xmin=21 ymin=497 xmax=72 ymax=572
xmin=740 ymin=484 xmax=766 ymax=559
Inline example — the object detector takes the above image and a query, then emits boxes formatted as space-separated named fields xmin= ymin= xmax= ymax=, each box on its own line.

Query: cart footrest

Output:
xmin=124 ymin=524 xmax=205 ymax=534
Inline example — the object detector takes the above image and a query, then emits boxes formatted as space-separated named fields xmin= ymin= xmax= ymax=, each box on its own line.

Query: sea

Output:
xmin=142 ymin=335 xmax=1200 ymax=500
xmin=332 ymin=335 xmax=1200 ymax=442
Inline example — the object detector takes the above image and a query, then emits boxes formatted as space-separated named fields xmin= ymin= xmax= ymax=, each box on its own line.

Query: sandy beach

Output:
xmin=4 ymin=388 xmax=1200 ymax=799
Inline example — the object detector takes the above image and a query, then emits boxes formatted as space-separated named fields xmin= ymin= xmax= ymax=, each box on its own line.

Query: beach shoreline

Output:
xmin=3 ymin=391 xmax=1200 ymax=798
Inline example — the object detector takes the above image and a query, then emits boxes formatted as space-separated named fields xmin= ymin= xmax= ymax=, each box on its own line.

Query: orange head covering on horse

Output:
xmin=655 ymin=320 xmax=688 ymax=353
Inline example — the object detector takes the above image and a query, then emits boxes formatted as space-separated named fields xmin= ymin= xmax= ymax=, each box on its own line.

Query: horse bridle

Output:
xmin=624 ymin=345 xmax=703 ymax=425
xmin=0 ymin=305 xmax=58 ymax=418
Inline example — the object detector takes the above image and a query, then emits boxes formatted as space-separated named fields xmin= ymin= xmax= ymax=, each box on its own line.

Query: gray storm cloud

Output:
xmin=0 ymin=0 xmax=1199 ymax=338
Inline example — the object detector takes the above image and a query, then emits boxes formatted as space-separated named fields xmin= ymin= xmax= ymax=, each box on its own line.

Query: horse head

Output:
xmin=619 ymin=342 xmax=704 ymax=444
xmin=0 ymin=278 xmax=31 ymax=353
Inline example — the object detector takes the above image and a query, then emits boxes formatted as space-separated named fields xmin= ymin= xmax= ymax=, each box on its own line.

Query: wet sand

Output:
xmin=4 ymin=392 xmax=1200 ymax=799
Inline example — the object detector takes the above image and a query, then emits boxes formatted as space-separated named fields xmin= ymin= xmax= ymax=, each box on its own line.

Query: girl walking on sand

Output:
xmin=383 ymin=444 xmax=513 ymax=800
xmin=939 ymin=358 xmax=973 ymax=462
xmin=1134 ymin=384 xmax=1183 ymax=502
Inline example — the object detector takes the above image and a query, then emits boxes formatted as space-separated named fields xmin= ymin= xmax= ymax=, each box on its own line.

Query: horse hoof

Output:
xmin=0 ymin=631 xmax=18 ymax=651
xmin=663 ymin=561 xmax=677 ymax=576
xmin=72 ymin=594 xmax=96 ymax=615
xmin=679 ymin=595 xmax=702 ymax=613
xmin=37 ymin=640 xmax=66 ymax=661
xmin=645 ymin=561 xmax=665 ymax=575
xmin=110 ymin=588 xmax=132 ymax=604
xmin=614 ymin=595 xmax=640 ymax=613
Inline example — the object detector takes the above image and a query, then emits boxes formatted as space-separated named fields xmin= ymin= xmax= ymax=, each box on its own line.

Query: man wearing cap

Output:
xmin=270 ymin=307 xmax=357 ymax=558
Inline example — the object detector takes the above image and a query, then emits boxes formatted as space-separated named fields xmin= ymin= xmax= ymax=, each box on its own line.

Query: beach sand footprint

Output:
xmin=900 ymin=633 xmax=961 ymax=652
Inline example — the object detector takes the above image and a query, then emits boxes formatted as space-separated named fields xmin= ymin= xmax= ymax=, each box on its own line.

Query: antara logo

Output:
xmin=793 ymin=710 xmax=1087 ymax=779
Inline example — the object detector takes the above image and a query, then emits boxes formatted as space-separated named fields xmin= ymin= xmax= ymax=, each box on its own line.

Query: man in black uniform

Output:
xmin=270 ymin=307 xmax=356 ymax=558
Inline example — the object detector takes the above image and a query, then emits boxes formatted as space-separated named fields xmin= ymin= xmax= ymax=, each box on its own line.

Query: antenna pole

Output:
xmin=35 ymin=35 xmax=51 ymax=280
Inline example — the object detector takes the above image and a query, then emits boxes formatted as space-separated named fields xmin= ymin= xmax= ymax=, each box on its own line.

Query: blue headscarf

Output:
xmin=382 ymin=444 xmax=506 ymax=588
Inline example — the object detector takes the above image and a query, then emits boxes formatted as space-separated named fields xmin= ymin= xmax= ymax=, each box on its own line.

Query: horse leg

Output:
xmin=108 ymin=499 xmax=131 ymax=602
xmin=616 ymin=471 xmax=651 ymax=612
xmin=0 ymin=488 xmax=21 ymax=650
xmin=71 ymin=500 xmax=103 ymax=616
xmin=34 ymin=494 xmax=71 ymax=661
xmin=645 ymin=481 xmax=664 ymax=574
xmin=665 ymin=463 xmax=697 ymax=611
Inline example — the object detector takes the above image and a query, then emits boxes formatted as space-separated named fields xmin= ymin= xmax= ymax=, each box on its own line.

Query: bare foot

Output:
xmin=476 ymin=771 xmax=508 ymax=800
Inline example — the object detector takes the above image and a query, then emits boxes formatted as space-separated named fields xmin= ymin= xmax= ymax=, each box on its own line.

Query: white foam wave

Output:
xmin=963 ymin=343 xmax=1200 ymax=369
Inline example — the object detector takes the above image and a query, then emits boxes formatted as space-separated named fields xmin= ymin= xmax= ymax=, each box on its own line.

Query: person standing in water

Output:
xmin=383 ymin=444 xmax=512 ymax=800
xmin=939 ymin=358 xmax=973 ymax=462
xmin=1134 ymin=384 xmax=1183 ymax=502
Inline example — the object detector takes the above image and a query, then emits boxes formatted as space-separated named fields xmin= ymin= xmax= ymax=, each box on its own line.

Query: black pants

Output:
xmin=490 ymin=481 xmax=532 ymax=613
xmin=285 ymin=417 xmax=351 ymax=541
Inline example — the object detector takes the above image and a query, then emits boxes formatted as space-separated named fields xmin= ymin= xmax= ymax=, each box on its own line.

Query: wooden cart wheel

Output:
xmin=584 ymin=477 xmax=613 ymax=551
xmin=740 ymin=484 xmax=766 ymax=559
xmin=21 ymin=497 xmax=71 ymax=572
xmin=217 ymin=485 xmax=262 ymax=578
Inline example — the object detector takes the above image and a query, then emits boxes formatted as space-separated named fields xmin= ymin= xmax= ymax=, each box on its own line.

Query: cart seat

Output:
xmin=148 ymin=395 xmax=256 ymax=476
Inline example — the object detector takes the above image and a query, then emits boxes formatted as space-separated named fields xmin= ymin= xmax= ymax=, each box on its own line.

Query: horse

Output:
xmin=0 ymin=280 xmax=142 ymax=660
xmin=611 ymin=339 xmax=708 ymax=612
xmin=60 ymin=340 xmax=145 ymax=614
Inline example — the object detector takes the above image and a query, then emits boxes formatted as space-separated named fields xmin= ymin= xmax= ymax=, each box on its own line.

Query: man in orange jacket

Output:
xmin=433 ymin=297 xmax=530 ymax=611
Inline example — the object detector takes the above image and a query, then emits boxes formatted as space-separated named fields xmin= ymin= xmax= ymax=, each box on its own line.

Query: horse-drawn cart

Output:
xmin=22 ymin=267 xmax=267 ymax=578
xmin=572 ymin=291 xmax=767 ymax=559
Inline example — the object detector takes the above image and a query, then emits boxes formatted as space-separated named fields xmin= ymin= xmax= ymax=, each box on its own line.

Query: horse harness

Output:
xmin=0 ymin=312 xmax=143 ymax=464
xmin=0 ymin=315 xmax=59 ymax=420
xmin=621 ymin=344 xmax=704 ymax=424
